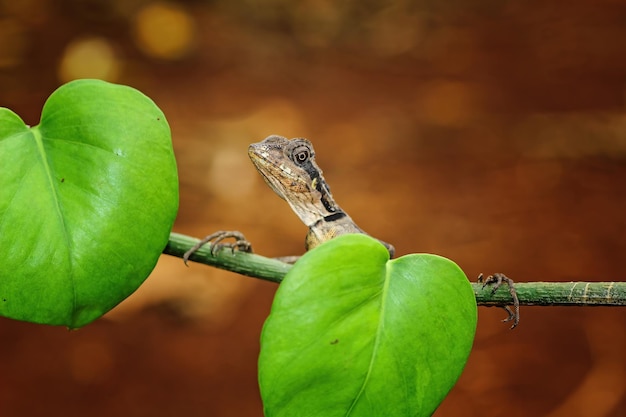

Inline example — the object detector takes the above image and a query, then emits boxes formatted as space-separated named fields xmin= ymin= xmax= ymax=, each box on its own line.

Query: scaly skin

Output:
xmin=248 ymin=135 xmax=395 ymax=257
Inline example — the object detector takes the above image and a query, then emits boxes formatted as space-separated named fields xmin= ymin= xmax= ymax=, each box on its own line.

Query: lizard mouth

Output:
xmin=247 ymin=142 xmax=295 ymax=201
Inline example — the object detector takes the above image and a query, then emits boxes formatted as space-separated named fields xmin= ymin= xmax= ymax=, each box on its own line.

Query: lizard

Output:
xmin=247 ymin=135 xmax=395 ymax=257
xmin=183 ymin=135 xmax=394 ymax=260
xmin=183 ymin=135 xmax=519 ymax=327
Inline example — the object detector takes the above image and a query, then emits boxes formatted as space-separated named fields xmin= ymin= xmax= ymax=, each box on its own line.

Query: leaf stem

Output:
xmin=164 ymin=233 xmax=626 ymax=307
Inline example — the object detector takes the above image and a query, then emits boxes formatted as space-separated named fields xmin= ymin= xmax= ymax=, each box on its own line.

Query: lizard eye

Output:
xmin=292 ymin=147 xmax=310 ymax=164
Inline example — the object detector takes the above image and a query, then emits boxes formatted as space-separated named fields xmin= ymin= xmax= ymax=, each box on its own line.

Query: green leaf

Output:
xmin=259 ymin=234 xmax=477 ymax=417
xmin=0 ymin=79 xmax=178 ymax=328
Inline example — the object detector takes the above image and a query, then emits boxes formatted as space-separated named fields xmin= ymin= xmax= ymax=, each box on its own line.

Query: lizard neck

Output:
xmin=295 ymin=165 xmax=345 ymax=226
xmin=306 ymin=210 xmax=363 ymax=251
xmin=282 ymin=183 xmax=344 ymax=227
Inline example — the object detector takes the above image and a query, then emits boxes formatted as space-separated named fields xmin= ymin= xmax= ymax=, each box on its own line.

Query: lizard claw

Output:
xmin=477 ymin=272 xmax=520 ymax=329
xmin=183 ymin=231 xmax=252 ymax=266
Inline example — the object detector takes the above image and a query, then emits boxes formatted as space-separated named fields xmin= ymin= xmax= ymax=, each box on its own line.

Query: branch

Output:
xmin=165 ymin=232 xmax=291 ymax=284
xmin=164 ymin=233 xmax=626 ymax=307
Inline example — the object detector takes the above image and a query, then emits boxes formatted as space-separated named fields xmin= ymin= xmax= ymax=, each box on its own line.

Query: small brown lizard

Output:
xmin=184 ymin=135 xmax=519 ymax=327
xmin=248 ymin=135 xmax=395 ymax=257
xmin=184 ymin=135 xmax=394 ymax=259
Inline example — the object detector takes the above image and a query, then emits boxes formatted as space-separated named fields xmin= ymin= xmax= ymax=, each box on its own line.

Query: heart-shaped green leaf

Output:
xmin=0 ymin=79 xmax=178 ymax=328
xmin=259 ymin=234 xmax=477 ymax=417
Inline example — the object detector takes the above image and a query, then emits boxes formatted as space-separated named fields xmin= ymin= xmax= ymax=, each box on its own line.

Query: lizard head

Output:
xmin=248 ymin=135 xmax=341 ymax=226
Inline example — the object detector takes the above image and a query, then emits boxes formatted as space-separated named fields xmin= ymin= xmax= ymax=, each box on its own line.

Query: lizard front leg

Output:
xmin=183 ymin=231 xmax=303 ymax=265
xmin=183 ymin=230 xmax=252 ymax=265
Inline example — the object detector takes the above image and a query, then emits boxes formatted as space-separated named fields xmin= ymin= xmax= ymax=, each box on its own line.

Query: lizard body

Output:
xmin=248 ymin=135 xmax=395 ymax=257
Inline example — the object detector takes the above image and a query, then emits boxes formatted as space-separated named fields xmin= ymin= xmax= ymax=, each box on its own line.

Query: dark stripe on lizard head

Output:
xmin=288 ymin=138 xmax=339 ymax=214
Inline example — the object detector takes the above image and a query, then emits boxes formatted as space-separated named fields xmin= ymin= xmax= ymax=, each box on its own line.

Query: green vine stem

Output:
xmin=165 ymin=232 xmax=626 ymax=306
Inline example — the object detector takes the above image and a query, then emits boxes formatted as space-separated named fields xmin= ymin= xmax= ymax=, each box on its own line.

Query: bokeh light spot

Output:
xmin=133 ymin=2 xmax=196 ymax=60
xmin=58 ymin=37 xmax=120 ymax=83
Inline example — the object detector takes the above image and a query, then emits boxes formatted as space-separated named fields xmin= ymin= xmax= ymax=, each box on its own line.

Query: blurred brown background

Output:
xmin=1 ymin=0 xmax=626 ymax=416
